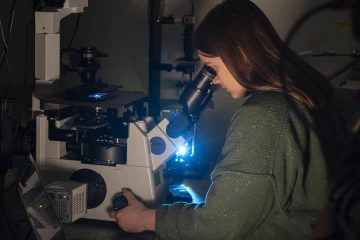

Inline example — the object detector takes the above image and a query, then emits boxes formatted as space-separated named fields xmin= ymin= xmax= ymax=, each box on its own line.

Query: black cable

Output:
xmin=0 ymin=0 xmax=16 ymax=70
xmin=0 ymin=0 xmax=16 ymax=150
xmin=0 ymin=2 xmax=40 ymax=239
xmin=0 ymin=194 xmax=16 ymax=239
xmin=68 ymin=13 xmax=81 ymax=49
xmin=148 ymin=0 xmax=151 ymax=25
xmin=280 ymin=1 xmax=335 ymax=95
xmin=0 ymin=18 xmax=14 ymax=133
xmin=188 ymin=0 xmax=195 ymax=16
xmin=0 ymin=1 xmax=17 ymax=239
xmin=280 ymin=0 xmax=347 ymax=91
xmin=284 ymin=2 xmax=336 ymax=47
xmin=327 ymin=57 xmax=360 ymax=81
xmin=6 ymin=2 xmax=41 ymax=172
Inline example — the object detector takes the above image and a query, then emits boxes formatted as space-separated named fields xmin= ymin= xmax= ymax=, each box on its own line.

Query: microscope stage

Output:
xmin=41 ymin=90 xmax=150 ymax=109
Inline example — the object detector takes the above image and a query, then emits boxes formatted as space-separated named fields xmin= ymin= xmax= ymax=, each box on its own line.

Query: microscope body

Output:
xmin=36 ymin=109 xmax=189 ymax=221
xmin=33 ymin=0 xmax=190 ymax=221
xmin=32 ymin=0 xmax=214 ymax=222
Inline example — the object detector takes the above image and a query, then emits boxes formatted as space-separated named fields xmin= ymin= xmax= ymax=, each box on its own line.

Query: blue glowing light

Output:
xmin=176 ymin=143 xmax=190 ymax=157
xmin=176 ymin=146 xmax=187 ymax=156
xmin=179 ymin=146 xmax=186 ymax=155
xmin=88 ymin=93 xmax=108 ymax=99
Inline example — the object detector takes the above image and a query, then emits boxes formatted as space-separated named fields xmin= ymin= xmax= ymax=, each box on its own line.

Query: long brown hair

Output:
xmin=193 ymin=0 xmax=334 ymax=111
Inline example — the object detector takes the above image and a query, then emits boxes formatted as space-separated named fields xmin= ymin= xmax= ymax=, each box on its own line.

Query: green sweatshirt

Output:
xmin=156 ymin=91 xmax=348 ymax=240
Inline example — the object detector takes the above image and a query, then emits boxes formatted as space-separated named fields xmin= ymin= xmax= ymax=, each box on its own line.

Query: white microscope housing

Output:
xmin=33 ymin=0 xmax=215 ymax=222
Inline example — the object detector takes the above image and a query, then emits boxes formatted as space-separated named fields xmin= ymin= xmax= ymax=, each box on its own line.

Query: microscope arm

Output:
xmin=35 ymin=0 xmax=88 ymax=82
xmin=147 ymin=118 xmax=191 ymax=171
xmin=142 ymin=66 xmax=216 ymax=171
xmin=35 ymin=4 xmax=87 ymax=34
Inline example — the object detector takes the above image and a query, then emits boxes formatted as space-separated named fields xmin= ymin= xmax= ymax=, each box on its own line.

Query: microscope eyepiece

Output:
xmin=202 ymin=65 xmax=217 ymax=78
xmin=166 ymin=65 xmax=216 ymax=138
xmin=191 ymin=65 xmax=216 ymax=92
xmin=180 ymin=65 xmax=216 ymax=121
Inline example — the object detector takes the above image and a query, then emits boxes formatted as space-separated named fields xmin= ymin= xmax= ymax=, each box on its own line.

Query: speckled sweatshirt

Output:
xmin=155 ymin=91 xmax=349 ymax=240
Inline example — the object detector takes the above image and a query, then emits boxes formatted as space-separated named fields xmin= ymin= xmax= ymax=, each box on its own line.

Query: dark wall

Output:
xmin=0 ymin=0 xmax=36 ymax=111
xmin=0 ymin=1 xmax=35 ymax=87
xmin=59 ymin=0 xmax=150 ymax=93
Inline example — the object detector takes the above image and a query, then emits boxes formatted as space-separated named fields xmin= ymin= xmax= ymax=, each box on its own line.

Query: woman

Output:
xmin=109 ymin=0 xmax=349 ymax=239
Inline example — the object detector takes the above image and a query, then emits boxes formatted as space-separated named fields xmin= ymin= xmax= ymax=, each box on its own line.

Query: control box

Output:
xmin=46 ymin=180 xmax=87 ymax=223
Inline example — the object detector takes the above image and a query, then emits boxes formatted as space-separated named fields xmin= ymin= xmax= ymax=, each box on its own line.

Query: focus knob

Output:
xmin=113 ymin=194 xmax=128 ymax=211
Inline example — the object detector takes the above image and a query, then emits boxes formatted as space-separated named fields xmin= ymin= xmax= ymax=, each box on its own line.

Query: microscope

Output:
xmin=32 ymin=0 xmax=216 ymax=221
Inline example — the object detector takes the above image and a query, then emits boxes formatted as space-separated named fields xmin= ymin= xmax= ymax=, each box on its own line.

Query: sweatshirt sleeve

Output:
xmin=156 ymin=94 xmax=287 ymax=240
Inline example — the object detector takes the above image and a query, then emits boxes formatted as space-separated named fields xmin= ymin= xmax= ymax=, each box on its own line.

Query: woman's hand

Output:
xmin=108 ymin=189 xmax=156 ymax=233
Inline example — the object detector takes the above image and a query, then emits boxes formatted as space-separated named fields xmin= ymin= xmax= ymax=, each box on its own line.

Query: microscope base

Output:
xmin=40 ymin=158 xmax=168 ymax=221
